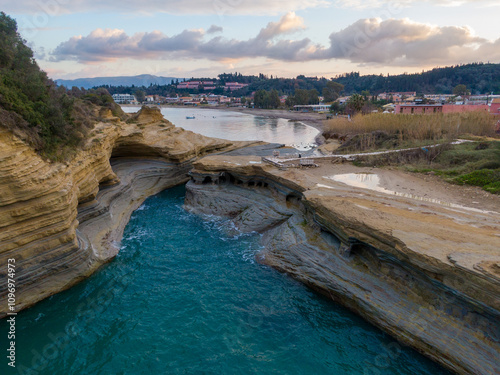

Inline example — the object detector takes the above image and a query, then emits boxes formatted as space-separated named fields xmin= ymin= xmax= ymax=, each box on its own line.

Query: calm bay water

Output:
xmin=2 ymin=186 xmax=449 ymax=375
xmin=121 ymin=106 xmax=319 ymax=150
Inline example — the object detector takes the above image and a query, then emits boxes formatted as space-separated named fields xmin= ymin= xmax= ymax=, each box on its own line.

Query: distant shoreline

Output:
xmin=218 ymin=107 xmax=326 ymax=132
xmin=120 ymin=104 xmax=327 ymax=133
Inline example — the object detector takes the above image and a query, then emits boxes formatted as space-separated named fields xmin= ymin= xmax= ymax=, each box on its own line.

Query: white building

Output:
xmin=293 ymin=104 xmax=331 ymax=112
xmin=112 ymin=93 xmax=136 ymax=103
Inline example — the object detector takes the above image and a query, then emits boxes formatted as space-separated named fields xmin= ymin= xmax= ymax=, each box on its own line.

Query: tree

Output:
xmin=308 ymin=89 xmax=319 ymax=104
xmin=346 ymin=94 xmax=365 ymax=114
xmin=322 ymin=81 xmax=344 ymax=102
xmin=134 ymin=90 xmax=146 ymax=103
xmin=329 ymin=102 xmax=345 ymax=114
xmin=253 ymin=89 xmax=269 ymax=108
xmin=453 ymin=84 xmax=468 ymax=97
xmin=269 ymin=89 xmax=280 ymax=108
xmin=0 ymin=11 xmax=77 ymax=155
xmin=294 ymin=89 xmax=309 ymax=105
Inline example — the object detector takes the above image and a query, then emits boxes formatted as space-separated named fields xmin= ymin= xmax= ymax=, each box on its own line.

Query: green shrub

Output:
xmin=453 ymin=169 xmax=500 ymax=187
xmin=484 ymin=181 xmax=500 ymax=194
xmin=0 ymin=12 xmax=127 ymax=161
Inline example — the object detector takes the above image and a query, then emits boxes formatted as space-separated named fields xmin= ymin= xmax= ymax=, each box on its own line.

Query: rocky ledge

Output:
xmin=0 ymin=106 xmax=250 ymax=317
xmin=184 ymin=154 xmax=500 ymax=375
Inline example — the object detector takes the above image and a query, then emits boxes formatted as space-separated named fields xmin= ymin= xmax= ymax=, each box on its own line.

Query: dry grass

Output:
xmin=324 ymin=112 xmax=500 ymax=194
xmin=324 ymin=112 xmax=498 ymax=143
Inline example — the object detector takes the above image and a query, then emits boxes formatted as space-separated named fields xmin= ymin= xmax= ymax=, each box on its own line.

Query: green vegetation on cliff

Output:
xmin=0 ymin=12 xmax=125 ymax=160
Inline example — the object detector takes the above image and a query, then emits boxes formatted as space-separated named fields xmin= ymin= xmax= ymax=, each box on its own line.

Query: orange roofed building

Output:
xmin=491 ymin=99 xmax=500 ymax=115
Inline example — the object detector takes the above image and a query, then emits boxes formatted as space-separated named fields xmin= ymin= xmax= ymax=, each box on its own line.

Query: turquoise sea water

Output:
xmin=2 ymin=186 xmax=450 ymax=375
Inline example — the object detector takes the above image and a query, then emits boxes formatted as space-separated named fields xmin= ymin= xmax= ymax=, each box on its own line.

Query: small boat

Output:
xmin=186 ymin=116 xmax=195 ymax=119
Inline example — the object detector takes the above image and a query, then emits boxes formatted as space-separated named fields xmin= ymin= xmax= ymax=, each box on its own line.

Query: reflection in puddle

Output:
xmin=329 ymin=173 xmax=384 ymax=192
xmin=323 ymin=173 xmax=495 ymax=214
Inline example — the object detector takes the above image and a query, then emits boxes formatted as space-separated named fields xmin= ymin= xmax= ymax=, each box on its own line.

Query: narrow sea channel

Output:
xmin=3 ymin=186 xmax=450 ymax=374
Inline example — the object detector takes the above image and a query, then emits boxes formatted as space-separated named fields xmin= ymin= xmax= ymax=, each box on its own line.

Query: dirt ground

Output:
xmin=126 ymin=104 xmax=499 ymax=211
xmin=310 ymin=159 xmax=500 ymax=214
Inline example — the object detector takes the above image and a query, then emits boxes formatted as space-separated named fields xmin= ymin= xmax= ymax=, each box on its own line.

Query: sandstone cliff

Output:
xmin=0 ymin=106 xmax=246 ymax=316
xmin=184 ymin=155 xmax=500 ymax=375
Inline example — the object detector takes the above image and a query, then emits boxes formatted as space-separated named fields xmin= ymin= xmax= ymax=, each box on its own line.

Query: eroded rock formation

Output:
xmin=2 ymin=105 xmax=499 ymax=374
xmin=184 ymin=155 xmax=500 ymax=375
xmin=0 ymin=107 xmax=246 ymax=316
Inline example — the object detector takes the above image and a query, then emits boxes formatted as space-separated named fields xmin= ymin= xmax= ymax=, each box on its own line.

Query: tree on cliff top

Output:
xmin=0 ymin=12 xmax=119 ymax=160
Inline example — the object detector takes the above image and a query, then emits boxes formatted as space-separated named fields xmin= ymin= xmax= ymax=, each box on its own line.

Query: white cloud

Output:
xmin=50 ymin=15 xmax=500 ymax=67
xmin=256 ymin=11 xmax=306 ymax=39
xmin=51 ymin=12 xmax=310 ymax=62
xmin=312 ymin=18 xmax=493 ymax=65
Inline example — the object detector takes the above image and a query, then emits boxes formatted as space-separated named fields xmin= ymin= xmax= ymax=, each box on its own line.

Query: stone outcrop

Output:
xmin=2 ymin=104 xmax=499 ymax=374
xmin=0 ymin=107 xmax=247 ymax=316
xmin=184 ymin=155 xmax=500 ymax=375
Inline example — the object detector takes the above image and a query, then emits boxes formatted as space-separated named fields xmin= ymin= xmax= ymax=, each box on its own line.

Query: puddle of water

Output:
xmin=329 ymin=173 xmax=384 ymax=192
xmin=316 ymin=184 xmax=336 ymax=189
xmin=323 ymin=173 xmax=495 ymax=215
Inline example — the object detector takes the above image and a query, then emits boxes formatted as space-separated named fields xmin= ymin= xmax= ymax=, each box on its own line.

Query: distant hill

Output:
xmin=332 ymin=63 xmax=500 ymax=95
xmin=240 ymin=63 xmax=500 ymax=96
xmin=55 ymin=63 xmax=500 ymax=96
xmin=56 ymin=74 xmax=181 ymax=89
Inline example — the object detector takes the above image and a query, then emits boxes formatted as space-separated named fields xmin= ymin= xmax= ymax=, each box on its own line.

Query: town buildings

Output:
xmin=395 ymin=103 xmax=499 ymax=115
xmin=175 ymin=81 xmax=248 ymax=91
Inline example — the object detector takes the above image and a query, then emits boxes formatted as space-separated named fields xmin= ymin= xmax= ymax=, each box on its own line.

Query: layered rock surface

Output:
xmin=185 ymin=155 xmax=500 ymax=375
xmin=0 ymin=107 xmax=246 ymax=316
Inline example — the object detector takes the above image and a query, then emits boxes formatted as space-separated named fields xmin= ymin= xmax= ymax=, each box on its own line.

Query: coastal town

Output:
xmin=111 ymin=79 xmax=500 ymax=117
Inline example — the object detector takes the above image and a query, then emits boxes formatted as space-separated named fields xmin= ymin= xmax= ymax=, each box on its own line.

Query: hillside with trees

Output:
xmin=0 ymin=12 xmax=124 ymax=160
xmin=332 ymin=64 xmax=500 ymax=95
xmin=93 ymin=63 xmax=500 ymax=100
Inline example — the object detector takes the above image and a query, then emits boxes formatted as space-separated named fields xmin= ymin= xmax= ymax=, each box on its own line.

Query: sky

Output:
xmin=3 ymin=0 xmax=500 ymax=80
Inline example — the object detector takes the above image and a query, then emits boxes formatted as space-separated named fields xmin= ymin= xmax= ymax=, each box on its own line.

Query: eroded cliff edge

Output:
xmin=184 ymin=155 xmax=500 ymax=375
xmin=0 ymin=107 xmax=249 ymax=317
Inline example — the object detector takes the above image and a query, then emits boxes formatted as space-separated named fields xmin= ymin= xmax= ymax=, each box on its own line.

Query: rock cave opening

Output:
xmin=285 ymin=193 xmax=302 ymax=207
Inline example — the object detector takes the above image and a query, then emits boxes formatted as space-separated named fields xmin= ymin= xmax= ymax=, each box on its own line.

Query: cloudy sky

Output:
xmin=4 ymin=0 xmax=500 ymax=80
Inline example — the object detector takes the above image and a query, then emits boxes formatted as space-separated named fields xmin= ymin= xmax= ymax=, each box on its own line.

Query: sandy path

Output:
xmin=310 ymin=160 xmax=500 ymax=214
